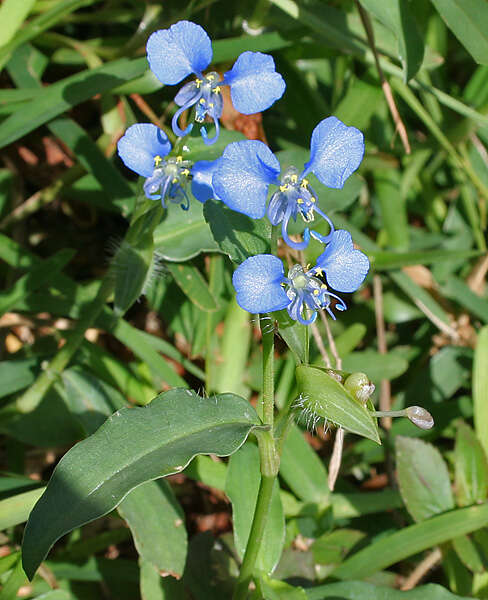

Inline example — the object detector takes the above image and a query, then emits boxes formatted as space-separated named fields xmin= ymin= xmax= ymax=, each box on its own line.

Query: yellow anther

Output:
xmin=321 ymin=284 xmax=327 ymax=289
xmin=297 ymin=198 xmax=304 ymax=204
xmin=313 ymin=289 xmax=320 ymax=296
xmin=291 ymin=174 xmax=298 ymax=183
xmin=154 ymin=155 xmax=163 ymax=167
xmin=306 ymin=263 xmax=311 ymax=270
xmin=208 ymin=102 xmax=214 ymax=108
xmin=279 ymin=184 xmax=288 ymax=192
xmin=176 ymin=155 xmax=183 ymax=163
xmin=181 ymin=169 xmax=190 ymax=176
xmin=172 ymin=177 xmax=179 ymax=184
xmin=301 ymin=178 xmax=309 ymax=187
xmin=195 ymin=78 xmax=203 ymax=87
xmin=213 ymin=86 xmax=221 ymax=94
xmin=311 ymin=197 xmax=316 ymax=203
xmin=199 ymin=98 xmax=206 ymax=104
xmin=314 ymin=267 xmax=323 ymax=276
xmin=207 ymin=74 xmax=215 ymax=81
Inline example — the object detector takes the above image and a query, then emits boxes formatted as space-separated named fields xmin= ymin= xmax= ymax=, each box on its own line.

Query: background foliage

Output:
xmin=1 ymin=0 xmax=488 ymax=598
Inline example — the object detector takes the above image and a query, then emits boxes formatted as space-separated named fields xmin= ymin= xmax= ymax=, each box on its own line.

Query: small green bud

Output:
xmin=344 ymin=372 xmax=375 ymax=405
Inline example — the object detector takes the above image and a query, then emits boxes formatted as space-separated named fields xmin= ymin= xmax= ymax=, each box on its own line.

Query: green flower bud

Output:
xmin=344 ymin=372 xmax=375 ymax=405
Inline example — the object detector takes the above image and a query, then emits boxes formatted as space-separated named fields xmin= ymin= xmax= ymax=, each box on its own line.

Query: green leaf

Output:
xmin=455 ymin=422 xmax=488 ymax=507
xmin=274 ymin=309 xmax=308 ymax=364
xmin=166 ymin=263 xmax=218 ymax=312
xmin=225 ymin=442 xmax=285 ymax=574
xmin=154 ymin=199 xmax=219 ymax=262
xmin=341 ymin=350 xmax=408 ymax=381
xmin=312 ymin=529 xmax=365 ymax=567
xmin=61 ymin=366 xmax=126 ymax=435
xmin=396 ymin=436 xmax=454 ymax=522
xmin=430 ymin=0 xmax=488 ymax=65
xmin=370 ymin=249 xmax=482 ymax=270
xmin=333 ymin=503 xmax=488 ymax=580
xmin=258 ymin=575 xmax=307 ymax=600
xmin=140 ymin=558 xmax=185 ymax=600
xmin=203 ymin=199 xmax=271 ymax=264
xmin=452 ymin=534 xmax=486 ymax=573
xmin=358 ymin=0 xmax=424 ymax=80
xmin=118 ymin=480 xmax=187 ymax=577
xmin=0 ymin=55 xmax=147 ymax=149
xmin=0 ymin=488 xmax=44 ymax=530
xmin=442 ymin=276 xmax=488 ymax=323
xmin=0 ymin=248 xmax=74 ymax=316
xmin=474 ymin=326 xmax=488 ymax=457
xmin=0 ymin=0 xmax=36 ymax=46
xmin=0 ymin=358 xmax=38 ymax=398
xmin=306 ymin=581 xmax=473 ymax=600
xmin=295 ymin=365 xmax=380 ymax=443
xmin=22 ymin=389 xmax=260 ymax=579
xmin=280 ymin=424 xmax=329 ymax=504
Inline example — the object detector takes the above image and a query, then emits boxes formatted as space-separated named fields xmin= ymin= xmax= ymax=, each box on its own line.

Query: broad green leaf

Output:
xmin=280 ymin=424 xmax=329 ymax=504
xmin=331 ymin=489 xmax=403 ymax=519
xmin=333 ymin=503 xmax=488 ymax=580
xmin=22 ymin=389 xmax=260 ymax=579
xmin=295 ymin=365 xmax=380 ymax=443
xmin=226 ymin=443 xmax=285 ymax=574
xmin=359 ymin=0 xmax=424 ymax=80
xmin=396 ymin=436 xmax=454 ymax=522
xmin=62 ymin=366 xmax=126 ymax=435
xmin=0 ymin=556 xmax=27 ymax=600
xmin=430 ymin=0 xmax=488 ymax=64
xmin=166 ymin=263 xmax=218 ymax=312
xmin=0 ymin=358 xmax=39 ymax=398
xmin=154 ymin=198 xmax=218 ymax=262
xmin=204 ymin=200 xmax=271 ymax=264
xmin=455 ymin=422 xmax=488 ymax=507
xmin=118 ymin=480 xmax=187 ymax=576
xmin=306 ymin=581 xmax=473 ymax=600
xmin=342 ymin=350 xmax=408 ymax=381
xmin=474 ymin=326 xmax=488 ymax=457
xmin=0 ymin=0 xmax=36 ymax=46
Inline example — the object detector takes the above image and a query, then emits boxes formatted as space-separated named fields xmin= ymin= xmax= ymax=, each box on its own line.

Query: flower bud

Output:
xmin=344 ymin=372 xmax=375 ymax=405
xmin=406 ymin=406 xmax=434 ymax=430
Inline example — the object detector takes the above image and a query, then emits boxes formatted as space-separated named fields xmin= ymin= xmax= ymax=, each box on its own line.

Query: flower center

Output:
xmin=277 ymin=166 xmax=318 ymax=223
xmin=194 ymin=71 xmax=222 ymax=123
xmin=144 ymin=155 xmax=192 ymax=205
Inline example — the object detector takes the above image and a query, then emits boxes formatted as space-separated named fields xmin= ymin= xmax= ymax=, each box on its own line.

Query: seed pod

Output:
xmin=406 ymin=406 xmax=434 ymax=430
xmin=344 ymin=372 xmax=375 ymax=405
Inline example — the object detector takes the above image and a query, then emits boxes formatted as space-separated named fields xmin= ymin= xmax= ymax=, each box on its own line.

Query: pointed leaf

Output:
xmin=22 ymin=389 xmax=260 ymax=579
xmin=455 ymin=422 xmax=488 ymax=507
xmin=295 ymin=365 xmax=380 ymax=443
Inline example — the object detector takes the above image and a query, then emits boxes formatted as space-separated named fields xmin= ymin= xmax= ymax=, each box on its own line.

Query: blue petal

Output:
xmin=213 ymin=140 xmax=280 ymax=218
xmin=302 ymin=117 xmax=364 ymax=189
xmin=233 ymin=254 xmax=290 ymax=314
xmin=117 ymin=123 xmax=172 ymax=177
xmin=146 ymin=21 xmax=212 ymax=85
xmin=191 ymin=158 xmax=221 ymax=202
xmin=315 ymin=229 xmax=369 ymax=293
xmin=223 ymin=51 xmax=286 ymax=114
xmin=174 ymin=80 xmax=201 ymax=106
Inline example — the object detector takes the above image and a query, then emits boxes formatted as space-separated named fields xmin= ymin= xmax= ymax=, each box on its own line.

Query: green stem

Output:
xmin=16 ymin=276 xmax=115 ymax=413
xmin=247 ymin=0 xmax=271 ymax=30
xmin=232 ymin=315 xmax=278 ymax=599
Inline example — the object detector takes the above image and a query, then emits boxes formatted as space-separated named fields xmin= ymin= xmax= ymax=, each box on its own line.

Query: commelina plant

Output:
xmin=20 ymin=18 xmax=434 ymax=599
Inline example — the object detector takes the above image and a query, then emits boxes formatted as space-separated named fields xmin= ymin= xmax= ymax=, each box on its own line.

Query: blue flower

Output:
xmin=233 ymin=237 xmax=369 ymax=324
xmin=213 ymin=117 xmax=364 ymax=249
xmin=146 ymin=21 xmax=285 ymax=145
xmin=117 ymin=123 xmax=218 ymax=208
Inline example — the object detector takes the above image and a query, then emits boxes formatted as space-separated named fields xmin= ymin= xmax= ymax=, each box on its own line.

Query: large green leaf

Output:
xmin=396 ymin=436 xmax=454 ymax=522
xmin=295 ymin=365 xmax=380 ymax=443
xmin=430 ymin=0 xmax=488 ymax=65
xmin=474 ymin=326 xmax=488 ymax=457
xmin=22 ymin=389 xmax=260 ymax=579
xmin=225 ymin=442 xmax=285 ymax=574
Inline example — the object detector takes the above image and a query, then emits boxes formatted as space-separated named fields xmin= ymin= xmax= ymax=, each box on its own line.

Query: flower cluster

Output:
xmin=116 ymin=19 xmax=370 ymax=325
